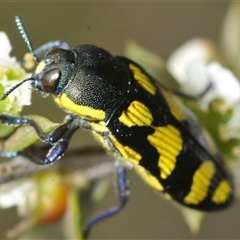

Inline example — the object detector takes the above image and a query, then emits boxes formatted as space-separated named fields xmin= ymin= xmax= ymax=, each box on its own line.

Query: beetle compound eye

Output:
xmin=41 ymin=68 xmax=61 ymax=93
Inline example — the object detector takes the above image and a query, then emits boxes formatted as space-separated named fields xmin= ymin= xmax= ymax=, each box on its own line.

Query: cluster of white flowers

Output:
xmin=0 ymin=33 xmax=34 ymax=214
xmin=167 ymin=38 xmax=240 ymax=141
xmin=167 ymin=39 xmax=240 ymax=108
xmin=0 ymin=32 xmax=32 ymax=112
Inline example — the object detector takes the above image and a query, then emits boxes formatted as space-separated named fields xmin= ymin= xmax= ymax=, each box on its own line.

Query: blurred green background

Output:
xmin=1 ymin=1 xmax=240 ymax=239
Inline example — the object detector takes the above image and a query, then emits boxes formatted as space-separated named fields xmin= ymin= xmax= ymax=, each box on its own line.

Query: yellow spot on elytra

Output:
xmin=184 ymin=161 xmax=215 ymax=205
xmin=160 ymin=88 xmax=186 ymax=121
xmin=134 ymin=165 xmax=164 ymax=191
xmin=111 ymin=136 xmax=141 ymax=165
xmin=129 ymin=64 xmax=156 ymax=95
xmin=35 ymin=61 xmax=46 ymax=74
xmin=147 ymin=125 xmax=183 ymax=179
xmin=55 ymin=93 xmax=106 ymax=120
xmin=212 ymin=180 xmax=232 ymax=204
xmin=118 ymin=101 xmax=153 ymax=127
xmin=119 ymin=101 xmax=184 ymax=181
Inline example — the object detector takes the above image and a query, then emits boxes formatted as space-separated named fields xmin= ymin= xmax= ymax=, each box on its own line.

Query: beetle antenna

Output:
xmin=15 ymin=16 xmax=39 ymax=63
xmin=0 ymin=78 xmax=33 ymax=101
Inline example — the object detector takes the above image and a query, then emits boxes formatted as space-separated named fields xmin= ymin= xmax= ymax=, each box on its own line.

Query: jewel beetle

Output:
xmin=0 ymin=16 xmax=234 ymax=236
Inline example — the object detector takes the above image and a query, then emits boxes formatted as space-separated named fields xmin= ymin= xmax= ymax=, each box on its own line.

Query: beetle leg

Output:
xmin=0 ymin=114 xmax=80 ymax=165
xmin=173 ymin=81 xmax=213 ymax=100
xmin=84 ymin=163 xmax=130 ymax=238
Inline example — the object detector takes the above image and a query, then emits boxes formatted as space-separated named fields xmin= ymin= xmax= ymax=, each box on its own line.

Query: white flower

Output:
xmin=202 ymin=62 xmax=240 ymax=109
xmin=0 ymin=31 xmax=32 ymax=110
xmin=167 ymin=39 xmax=211 ymax=95
xmin=167 ymin=38 xmax=240 ymax=142
xmin=0 ymin=32 xmax=14 ymax=62
xmin=167 ymin=38 xmax=240 ymax=110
